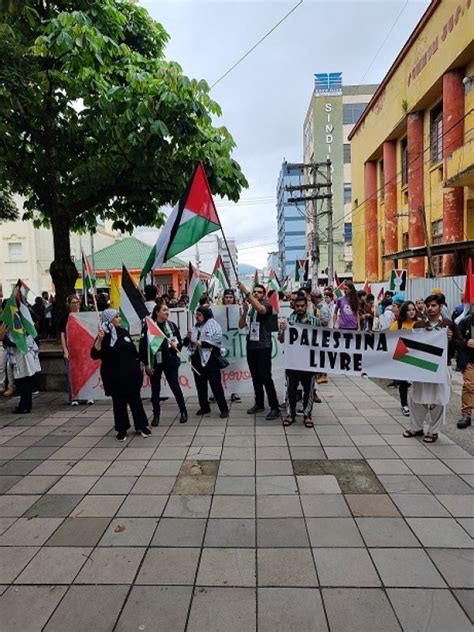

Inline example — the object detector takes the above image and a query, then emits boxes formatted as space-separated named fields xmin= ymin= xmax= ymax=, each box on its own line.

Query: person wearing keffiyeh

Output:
xmin=184 ymin=306 xmax=229 ymax=418
xmin=91 ymin=309 xmax=150 ymax=441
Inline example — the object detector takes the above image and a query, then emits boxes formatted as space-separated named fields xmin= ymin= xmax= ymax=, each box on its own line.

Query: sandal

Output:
xmin=402 ymin=429 xmax=423 ymax=438
xmin=283 ymin=415 xmax=295 ymax=427
xmin=303 ymin=416 xmax=314 ymax=428
xmin=423 ymin=433 xmax=438 ymax=443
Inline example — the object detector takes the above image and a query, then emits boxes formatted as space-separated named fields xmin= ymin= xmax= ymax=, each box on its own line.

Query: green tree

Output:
xmin=0 ymin=0 xmax=247 ymax=313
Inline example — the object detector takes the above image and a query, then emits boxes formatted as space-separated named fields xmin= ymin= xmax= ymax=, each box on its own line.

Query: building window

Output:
xmin=343 ymin=184 xmax=352 ymax=205
xmin=344 ymin=223 xmax=352 ymax=243
xmin=431 ymin=219 xmax=443 ymax=276
xmin=342 ymin=103 xmax=368 ymax=125
xmin=379 ymin=160 xmax=385 ymax=201
xmin=401 ymin=138 xmax=408 ymax=187
xmin=343 ymin=144 xmax=351 ymax=163
xmin=430 ymin=103 xmax=443 ymax=165
xmin=8 ymin=242 xmax=23 ymax=261
xmin=402 ymin=232 xmax=409 ymax=250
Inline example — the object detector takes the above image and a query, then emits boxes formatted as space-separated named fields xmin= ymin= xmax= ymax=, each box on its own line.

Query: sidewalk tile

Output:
xmin=6 ymin=475 xmax=60 ymax=495
xmin=187 ymin=587 xmax=256 ymax=632
xmin=258 ymin=587 xmax=327 ymax=632
xmin=205 ymin=518 xmax=255 ymax=547
xmin=151 ymin=518 xmax=206 ymax=547
xmin=47 ymin=517 xmax=110 ymax=547
xmin=314 ymin=548 xmax=380 ymax=587
xmin=324 ymin=447 xmax=363 ymax=460
xmin=257 ymin=518 xmax=308 ymax=547
xmin=323 ymin=588 xmax=401 ymax=632
xmin=301 ymin=494 xmax=351 ymax=517
xmin=367 ymin=459 xmax=411 ymax=475
xmin=388 ymin=588 xmax=472 ymax=632
xmin=163 ymin=495 xmax=211 ymax=518
xmin=90 ymin=476 xmax=137 ymax=494
xmin=0 ymin=495 xmax=40 ymax=517
xmin=406 ymin=459 xmax=453 ymax=475
xmin=256 ymin=460 xmax=293 ymax=476
xmin=69 ymin=495 xmax=125 ymax=517
xmin=75 ymin=547 xmax=144 ymax=584
xmin=103 ymin=460 xmax=147 ymax=476
xmin=0 ymin=517 xmax=63 ymax=546
xmin=0 ymin=546 xmax=40 ymax=583
xmin=117 ymin=494 xmax=168 ymax=517
xmin=437 ymin=494 xmax=474 ymax=517
xmin=0 ymin=585 xmax=67 ymax=632
xmin=406 ymin=517 xmax=474 ymax=547
xmin=297 ymin=475 xmax=341 ymax=494
xmin=427 ymin=549 xmax=474 ymax=587
xmin=356 ymin=518 xmax=420 ymax=547
xmin=389 ymin=493 xmax=450 ymax=517
xmin=44 ymin=585 xmax=129 ymax=632
xmin=197 ymin=548 xmax=255 ymax=586
xmin=14 ymin=546 xmax=90 ymax=584
xmin=136 ymin=547 xmax=200 ymax=585
xmin=98 ymin=517 xmax=157 ymax=546
xmin=47 ymin=476 xmax=99 ymax=495
xmin=214 ymin=476 xmax=255 ymax=495
xmin=420 ymin=475 xmax=472 ymax=495
xmin=256 ymin=494 xmax=302 ymax=518
xmin=23 ymin=494 xmax=84 ymax=518
xmin=210 ymin=495 xmax=255 ymax=518
xmin=65 ymin=461 xmax=110 ymax=476
xmin=345 ymin=494 xmax=400 ymax=517
xmin=377 ymin=475 xmax=429 ymax=494
xmin=370 ymin=548 xmax=446 ymax=587
xmin=453 ymin=589 xmax=474 ymax=621
xmin=219 ymin=460 xmax=255 ymax=476
xmin=306 ymin=517 xmax=364 ymax=547
xmin=131 ymin=476 xmax=176 ymax=494
xmin=256 ymin=476 xmax=298 ymax=495
xmin=257 ymin=548 xmax=318 ymax=587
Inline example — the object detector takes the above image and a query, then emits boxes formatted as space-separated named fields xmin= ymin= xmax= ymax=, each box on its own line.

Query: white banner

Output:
xmin=67 ymin=306 xmax=288 ymax=401
xmin=284 ymin=324 xmax=448 ymax=384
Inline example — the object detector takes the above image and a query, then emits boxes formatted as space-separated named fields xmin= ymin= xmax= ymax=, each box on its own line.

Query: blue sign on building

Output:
xmin=314 ymin=72 xmax=342 ymax=94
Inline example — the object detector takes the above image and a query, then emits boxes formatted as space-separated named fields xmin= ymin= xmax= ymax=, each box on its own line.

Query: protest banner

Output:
xmin=284 ymin=323 xmax=448 ymax=384
xmin=67 ymin=305 xmax=287 ymax=401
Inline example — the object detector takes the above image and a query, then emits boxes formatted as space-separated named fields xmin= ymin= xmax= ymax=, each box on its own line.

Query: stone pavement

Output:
xmin=0 ymin=377 xmax=472 ymax=632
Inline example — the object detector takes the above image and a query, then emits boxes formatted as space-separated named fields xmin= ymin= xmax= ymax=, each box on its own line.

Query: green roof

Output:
xmin=75 ymin=236 xmax=187 ymax=272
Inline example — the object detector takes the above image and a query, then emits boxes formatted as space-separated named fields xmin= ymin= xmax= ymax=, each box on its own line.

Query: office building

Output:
xmin=276 ymin=161 xmax=306 ymax=279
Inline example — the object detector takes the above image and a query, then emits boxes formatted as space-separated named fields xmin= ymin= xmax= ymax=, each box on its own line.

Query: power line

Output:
xmin=358 ymin=0 xmax=409 ymax=85
xmin=210 ymin=0 xmax=303 ymax=90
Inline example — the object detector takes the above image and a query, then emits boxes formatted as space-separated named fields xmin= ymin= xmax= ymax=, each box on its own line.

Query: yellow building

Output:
xmin=349 ymin=0 xmax=474 ymax=282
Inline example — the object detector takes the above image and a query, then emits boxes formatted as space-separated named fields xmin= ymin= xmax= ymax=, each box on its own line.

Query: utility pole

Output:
xmin=285 ymin=161 xmax=333 ymax=286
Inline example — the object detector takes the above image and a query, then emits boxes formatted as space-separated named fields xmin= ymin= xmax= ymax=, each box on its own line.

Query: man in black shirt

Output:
xmin=238 ymin=281 xmax=280 ymax=420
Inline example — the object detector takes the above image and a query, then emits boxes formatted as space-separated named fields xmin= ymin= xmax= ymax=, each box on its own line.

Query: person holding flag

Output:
xmin=91 ymin=309 xmax=151 ymax=441
xmin=238 ymin=281 xmax=280 ymax=420
xmin=139 ymin=299 xmax=188 ymax=426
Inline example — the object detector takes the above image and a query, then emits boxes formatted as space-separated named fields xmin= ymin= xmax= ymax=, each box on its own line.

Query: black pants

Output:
xmin=151 ymin=363 xmax=187 ymax=419
xmin=286 ymin=370 xmax=316 ymax=417
xmin=399 ymin=381 xmax=410 ymax=407
xmin=16 ymin=376 xmax=33 ymax=412
xmin=247 ymin=347 xmax=279 ymax=410
xmin=111 ymin=390 xmax=148 ymax=433
xmin=193 ymin=354 xmax=228 ymax=414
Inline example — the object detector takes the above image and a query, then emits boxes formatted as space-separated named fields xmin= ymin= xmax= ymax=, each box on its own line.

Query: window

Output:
xmin=344 ymin=223 xmax=352 ymax=243
xmin=430 ymin=103 xmax=443 ymax=164
xmin=343 ymin=184 xmax=352 ymax=205
xmin=402 ymin=232 xmax=409 ymax=250
xmin=342 ymin=103 xmax=368 ymax=125
xmin=401 ymin=138 xmax=408 ymax=187
xmin=431 ymin=220 xmax=443 ymax=275
xmin=343 ymin=143 xmax=351 ymax=163
xmin=8 ymin=242 xmax=22 ymax=261
xmin=379 ymin=161 xmax=385 ymax=201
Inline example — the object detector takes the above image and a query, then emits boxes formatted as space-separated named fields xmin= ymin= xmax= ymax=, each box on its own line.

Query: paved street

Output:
xmin=0 ymin=377 xmax=472 ymax=632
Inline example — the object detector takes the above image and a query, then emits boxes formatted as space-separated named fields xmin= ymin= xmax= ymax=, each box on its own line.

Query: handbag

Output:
xmin=216 ymin=354 xmax=230 ymax=369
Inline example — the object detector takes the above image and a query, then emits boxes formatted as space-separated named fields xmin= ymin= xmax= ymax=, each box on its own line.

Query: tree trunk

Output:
xmin=49 ymin=212 xmax=78 ymax=330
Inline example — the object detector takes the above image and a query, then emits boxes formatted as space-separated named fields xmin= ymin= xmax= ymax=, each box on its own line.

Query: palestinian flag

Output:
xmin=81 ymin=249 xmax=96 ymax=293
xmin=119 ymin=265 xmax=149 ymax=332
xmin=334 ymin=282 xmax=346 ymax=299
xmin=141 ymin=163 xmax=221 ymax=279
xmin=188 ymin=262 xmax=205 ymax=312
xmin=14 ymin=280 xmax=37 ymax=338
xmin=144 ymin=316 xmax=166 ymax=366
xmin=268 ymin=269 xmax=280 ymax=292
xmin=295 ymin=259 xmax=308 ymax=284
xmin=377 ymin=287 xmax=384 ymax=300
xmin=267 ymin=289 xmax=280 ymax=314
xmin=393 ymin=336 xmax=443 ymax=373
xmin=389 ymin=269 xmax=407 ymax=292
xmin=0 ymin=291 xmax=28 ymax=354
xmin=252 ymin=269 xmax=259 ymax=288
xmin=333 ymin=272 xmax=340 ymax=288
xmin=362 ymin=279 xmax=372 ymax=294
xmin=212 ymin=255 xmax=229 ymax=293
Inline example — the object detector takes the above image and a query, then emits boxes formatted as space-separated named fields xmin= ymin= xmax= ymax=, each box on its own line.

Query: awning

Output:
xmin=382 ymin=240 xmax=474 ymax=261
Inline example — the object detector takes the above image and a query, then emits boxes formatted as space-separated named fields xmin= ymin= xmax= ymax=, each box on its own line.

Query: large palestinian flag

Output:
xmin=188 ymin=263 xmax=205 ymax=312
xmin=144 ymin=316 xmax=166 ymax=366
xmin=120 ymin=265 xmax=149 ymax=333
xmin=141 ymin=163 xmax=221 ymax=279
xmin=295 ymin=259 xmax=308 ymax=284
xmin=212 ymin=255 xmax=230 ymax=293
xmin=393 ymin=336 xmax=443 ymax=373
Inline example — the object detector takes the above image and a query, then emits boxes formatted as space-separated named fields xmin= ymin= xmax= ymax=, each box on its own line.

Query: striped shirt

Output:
xmin=287 ymin=312 xmax=320 ymax=326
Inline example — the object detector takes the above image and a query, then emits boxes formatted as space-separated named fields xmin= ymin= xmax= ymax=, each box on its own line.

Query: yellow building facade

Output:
xmin=349 ymin=0 xmax=474 ymax=282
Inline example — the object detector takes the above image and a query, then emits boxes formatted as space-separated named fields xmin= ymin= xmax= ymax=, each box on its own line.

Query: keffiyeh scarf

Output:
xmin=188 ymin=317 xmax=222 ymax=366
xmin=101 ymin=308 xmax=119 ymax=347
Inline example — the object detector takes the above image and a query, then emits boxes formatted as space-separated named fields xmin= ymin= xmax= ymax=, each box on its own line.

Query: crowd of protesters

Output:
xmin=1 ymin=279 xmax=473 ymax=447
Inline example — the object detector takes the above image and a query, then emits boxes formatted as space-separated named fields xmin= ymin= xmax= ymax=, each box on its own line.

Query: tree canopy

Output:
xmin=0 ymin=0 xmax=247 ymax=307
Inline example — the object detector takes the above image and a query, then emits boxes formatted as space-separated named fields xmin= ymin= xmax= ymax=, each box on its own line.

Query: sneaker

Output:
xmin=265 ymin=409 xmax=281 ymax=421
xmin=32 ymin=390 xmax=40 ymax=396
xmin=230 ymin=394 xmax=241 ymax=403
xmin=139 ymin=427 xmax=152 ymax=437
xmin=71 ymin=400 xmax=79 ymax=406
xmin=116 ymin=432 xmax=127 ymax=442
xmin=401 ymin=406 xmax=410 ymax=417
xmin=209 ymin=396 xmax=216 ymax=403
xmin=86 ymin=399 xmax=94 ymax=405
xmin=247 ymin=404 xmax=264 ymax=414
xmin=457 ymin=416 xmax=472 ymax=429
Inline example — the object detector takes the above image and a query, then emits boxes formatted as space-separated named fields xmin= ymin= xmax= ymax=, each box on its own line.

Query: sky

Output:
xmin=137 ymin=0 xmax=430 ymax=270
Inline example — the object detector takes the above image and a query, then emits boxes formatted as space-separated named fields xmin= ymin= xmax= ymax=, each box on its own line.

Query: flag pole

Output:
xmin=82 ymin=247 xmax=100 ymax=327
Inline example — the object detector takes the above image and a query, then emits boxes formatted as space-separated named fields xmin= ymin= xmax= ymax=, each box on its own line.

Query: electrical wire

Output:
xmin=210 ymin=0 xmax=303 ymax=90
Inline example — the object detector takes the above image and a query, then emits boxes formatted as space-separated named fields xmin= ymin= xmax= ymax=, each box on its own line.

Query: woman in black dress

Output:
xmin=91 ymin=309 xmax=150 ymax=441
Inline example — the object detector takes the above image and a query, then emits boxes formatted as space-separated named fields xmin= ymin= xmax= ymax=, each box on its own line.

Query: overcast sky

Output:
xmin=139 ymin=0 xmax=429 ymax=268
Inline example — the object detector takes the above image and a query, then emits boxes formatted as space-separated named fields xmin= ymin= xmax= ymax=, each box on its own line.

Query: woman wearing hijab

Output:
xmin=139 ymin=299 xmax=188 ymax=426
xmin=390 ymin=301 xmax=421 ymax=416
xmin=91 ymin=309 xmax=151 ymax=441
xmin=184 ymin=306 xmax=229 ymax=418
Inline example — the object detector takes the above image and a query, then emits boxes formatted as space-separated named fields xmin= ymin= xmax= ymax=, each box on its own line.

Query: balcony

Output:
xmin=444 ymin=138 xmax=474 ymax=187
